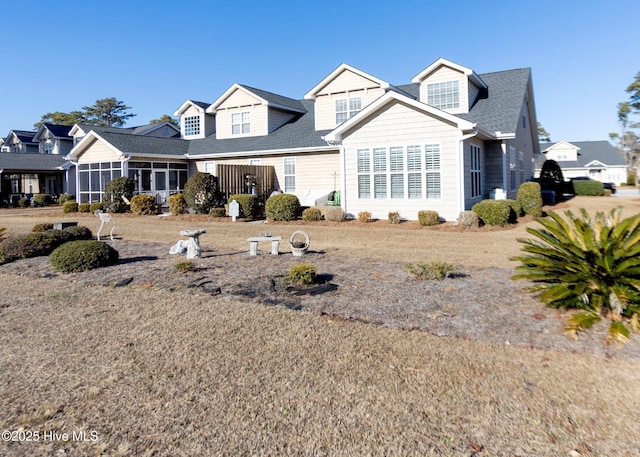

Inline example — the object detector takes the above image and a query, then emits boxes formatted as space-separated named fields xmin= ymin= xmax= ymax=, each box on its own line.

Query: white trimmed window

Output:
xmin=335 ymin=97 xmax=361 ymax=124
xmin=284 ymin=157 xmax=296 ymax=192
xmin=355 ymin=143 xmax=441 ymax=200
xmin=184 ymin=115 xmax=201 ymax=136
xmin=203 ymin=161 xmax=215 ymax=174
xmin=44 ymin=140 xmax=53 ymax=154
xmin=470 ymin=144 xmax=481 ymax=198
xmin=427 ymin=80 xmax=460 ymax=110
xmin=232 ymin=111 xmax=250 ymax=135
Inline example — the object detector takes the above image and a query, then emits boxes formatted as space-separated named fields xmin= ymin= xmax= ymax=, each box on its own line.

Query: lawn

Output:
xmin=0 ymin=196 xmax=639 ymax=456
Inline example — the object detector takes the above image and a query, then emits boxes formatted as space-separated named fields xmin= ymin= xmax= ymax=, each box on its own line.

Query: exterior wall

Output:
xmin=503 ymin=102 xmax=537 ymax=199
xmin=546 ymin=144 xmax=578 ymax=162
xmin=181 ymin=105 xmax=206 ymax=139
xmin=314 ymin=70 xmax=386 ymax=131
xmin=418 ymin=65 xmax=469 ymax=114
xmin=216 ymin=88 xmax=268 ymax=139
xmin=484 ymin=141 xmax=505 ymax=197
xmin=76 ymin=139 xmax=121 ymax=163
xmin=204 ymin=113 xmax=216 ymax=137
xmin=195 ymin=150 xmax=340 ymax=200
xmin=268 ymin=108 xmax=297 ymax=133
xmin=340 ymin=101 xmax=463 ymax=221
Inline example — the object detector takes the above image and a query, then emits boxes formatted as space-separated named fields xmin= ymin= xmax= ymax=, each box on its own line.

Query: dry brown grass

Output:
xmin=1 ymin=196 xmax=640 ymax=456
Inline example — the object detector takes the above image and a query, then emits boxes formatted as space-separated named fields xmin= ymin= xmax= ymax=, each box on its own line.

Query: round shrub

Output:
xmin=418 ymin=210 xmax=439 ymax=226
xmin=63 ymin=225 xmax=93 ymax=240
xmin=0 ymin=230 xmax=71 ymax=263
xmin=302 ymin=207 xmax=322 ymax=222
xmin=63 ymin=201 xmax=78 ymax=213
xmin=517 ymin=182 xmax=543 ymax=217
xmin=58 ymin=193 xmax=74 ymax=204
xmin=265 ymin=194 xmax=301 ymax=221
xmin=228 ymin=194 xmax=260 ymax=219
xmin=169 ymin=193 xmax=187 ymax=215
xmin=90 ymin=202 xmax=103 ymax=213
xmin=18 ymin=197 xmax=30 ymax=208
xmin=130 ymin=194 xmax=157 ymax=215
xmin=102 ymin=176 xmax=135 ymax=213
xmin=32 ymin=194 xmax=51 ymax=207
xmin=210 ymin=207 xmax=226 ymax=218
xmin=358 ymin=211 xmax=372 ymax=222
xmin=184 ymin=172 xmax=220 ymax=214
xmin=388 ymin=212 xmax=401 ymax=224
xmin=458 ymin=211 xmax=479 ymax=229
xmin=472 ymin=200 xmax=516 ymax=226
xmin=287 ymin=262 xmax=317 ymax=285
xmin=78 ymin=203 xmax=91 ymax=213
xmin=320 ymin=206 xmax=344 ymax=222
xmin=50 ymin=240 xmax=119 ymax=273
xmin=32 ymin=223 xmax=54 ymax=232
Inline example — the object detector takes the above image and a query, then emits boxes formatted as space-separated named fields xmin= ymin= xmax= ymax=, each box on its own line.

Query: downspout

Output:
xmin=458 ymin=129 xmax=478 ymax=218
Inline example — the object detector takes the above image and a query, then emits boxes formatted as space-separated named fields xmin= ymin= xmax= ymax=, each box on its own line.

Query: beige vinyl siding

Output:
xmin=341 ymin=101 xmax=462 ymax=221
xmin=216 ymin=88 xmax=268 ymax=139
xmin=419 ymin=65 xmax=469 ymax=114
xmin=196 ymin=151 xmax=340 ymax=198
xmin=268 ymin=108 xmax=297 ymax=133
xmin=314 ymin=69 xmax=386 ymax=130
xmin=76 ymin=139 xmax=121 ymax=163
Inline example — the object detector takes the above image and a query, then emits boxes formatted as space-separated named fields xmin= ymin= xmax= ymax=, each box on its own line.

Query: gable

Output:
xmin=315 ymin=68 xmax=384 ymax=96
xmin=216 ymin=88 xmax=263 ymax=110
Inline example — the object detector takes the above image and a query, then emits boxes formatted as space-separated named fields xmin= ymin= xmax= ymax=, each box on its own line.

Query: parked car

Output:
xmin=603 ymin=182 xmax=617 ymax=194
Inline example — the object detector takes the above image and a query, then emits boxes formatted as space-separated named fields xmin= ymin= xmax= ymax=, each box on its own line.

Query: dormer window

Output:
xmin=44 ymin=140 xmax=53 ymax=154
xmin=184 ymin=115 xmax=201 ymax=136
xmin=335 ymin=97 xmax=361 ymax=124
xmin=427 ymin=80 xmax=460 ymax=110
xmin=232 ymin=111 xmax=250 ymax=134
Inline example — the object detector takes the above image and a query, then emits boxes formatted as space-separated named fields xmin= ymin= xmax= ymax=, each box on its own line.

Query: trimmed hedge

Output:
xmin=33 ymin=194 xmax=51 ymax=207
xmin=302 ymin=207 xmax=322 ymax=221
xmin=184 ymin=172 xmax=220 ymax=214
xmin=50 ymin=240 xmax=119 ymax=273
xmin=0 ymin=226 xmax=93 ymax=264
xmin=472 ymin=199 xmax=518 ymax=226
xmin=319 ymin=206 xmax=344 ymax=222
xmin=266 ymin=193 xmax=301 ymax=221
xmin=572 ymin=180 xmax=604 ymax=196
xmin=418 ymin=210 xmax=439 ymax=226
xmin=517 ymin=182 xmax=543 ymax=217
xmin=78 ymin=203 xmax=91 ymax=213
xmin=63 ymin=201 xmax=78 ymax=213
xmin=458 ymin=211 xmax=479 ymax=229
xmin=90 ymin=202 xmax=103 ymax=213
xmin=228 ymin=194 xmax=260 ymax=219
xmin=130 ymin=194 xmax=158 ymax=215
xmin=58 ymin=193 xmax=74 ymax=204
xmin=169 ymin=193 xmax=187 ymax=215
xmin=32 ymin=223 xmax=54 ymax=232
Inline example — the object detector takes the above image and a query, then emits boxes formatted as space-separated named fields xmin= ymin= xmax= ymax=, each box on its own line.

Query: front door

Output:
xmin=154 ymin=170 xmax=168 ymax=204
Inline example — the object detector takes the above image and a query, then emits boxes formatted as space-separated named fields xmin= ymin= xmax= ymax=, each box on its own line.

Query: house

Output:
xmin=32 ymin=124 xmax=74 ymax=155
xmin=0 ymin=153 xmax=72 ymax=205
xmin=536 ymin=140 xmax=627 ymax=186
xmin=65 ymin=58 xmax=539 ymax=221
xmin=2 ymin=130 xmax=38 ymax=154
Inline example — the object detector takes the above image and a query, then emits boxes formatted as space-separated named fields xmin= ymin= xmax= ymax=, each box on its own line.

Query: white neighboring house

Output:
xmin=536 ymin=140 xmax=627 ymax=186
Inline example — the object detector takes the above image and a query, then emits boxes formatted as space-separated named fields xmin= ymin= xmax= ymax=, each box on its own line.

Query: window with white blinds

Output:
xmin=356 ymin=144 xmax=441 ymax=200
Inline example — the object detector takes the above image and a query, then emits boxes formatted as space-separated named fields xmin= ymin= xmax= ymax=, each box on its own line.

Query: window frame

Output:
xmin=283 ymin=157 xmax=296 ymax=193
xmin=335 ymin=96 xmax=362 ymax=125
xmin=184 ymin=115 xmax=201 ymax=136
xmin=231 ymin=111 xmax=251 ymax=135
xmin=427 ymin=80 xmax=460 ymax=110
xmin=470 ymin=144 xmax=482 ymax=198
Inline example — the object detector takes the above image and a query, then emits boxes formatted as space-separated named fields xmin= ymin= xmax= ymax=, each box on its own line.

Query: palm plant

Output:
xmin=512 ymin=207 xmax=640 ymax=345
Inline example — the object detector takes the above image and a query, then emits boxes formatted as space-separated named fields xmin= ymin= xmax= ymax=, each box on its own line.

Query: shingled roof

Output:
xmin=0 ymin=153 xmax=69 ymax=171
xmin=537 ymin=141 xmax=626 ymax=168
xmin=92 ymin=131 xmax=190 ymax=157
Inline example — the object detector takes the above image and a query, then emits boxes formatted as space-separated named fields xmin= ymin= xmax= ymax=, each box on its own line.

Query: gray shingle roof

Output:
xmin=43 ymin=124 xmax=73 ymax=138
xmin=96 ymin=131 xmax=190 ymax=157
xmin=238 ymin=85 xmax=307 ymax=112
xmin=0 ymin=152 xmax=69 ymax=171
xmin=537 ymin=141 xmax=626 ymax=168
xmin=6 ymin=130 xmax=37 ymax=144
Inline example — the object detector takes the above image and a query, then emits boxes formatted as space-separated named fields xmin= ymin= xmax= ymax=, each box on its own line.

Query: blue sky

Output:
xmin=1 ymin=0 xmax=638 ymax=143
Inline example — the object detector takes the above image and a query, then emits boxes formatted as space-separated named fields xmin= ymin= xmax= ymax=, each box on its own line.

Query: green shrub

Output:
xmin=358 ymin=211 xmax=372 ymax=222
xmin=512 ymin=207 xmax=640 ymax=345
xmin=418 ymin=210 xmax=439 ymax=226
xmin=78 ymin=203 xmax=91 ymax=213
xmin=210 ymin=207 xmax=226 ymax=218
xmin=572 ymin=180 xmax=604 ymax=196
xmin=0 ymin=230 xmax=72 ymax=263
xmin=472 ymin=200 xmax=517 ymax=226
xmin=50 ymin=240 xmax=119 ymax=273
xmin=184 ymin=172 xmax=220 ymax=214
xmin=604 ymin=189 xmax=612 ymax=197
xmin=266 ymin=193 xmax=301 ymax=221
xmin=102 ymin=176 xmax=135 ymax=213
xmin=406 ymin=261 xmax=456 ymax=280
xmin=458 ymin=211 xmax=479 ymax=229
xmin=90 ymin=202 xmax=103 ymax=213
xmin=228 ymin=194 xmax=260 ymax=219
xmin=287 ymin=262 xmax=317 ymax=285
xmin=627 ymin=173 xmax=636 ymax=186
xmin=58 ymin=193 xmax=74 ymax=204
xmin=169 ymin=193 xmax=187 ymax=215
xmin=302 ymin=207 xmax=322 ymax=222
xmin=18 ymin=197 xmax=30 ymax=208
xmin=63 ymin=225 xmax=93 ymax=240
xmin=388 ymin=211 xmax=401 ymax=224
xmin=63 ymin=201 xmax=78 ymax=213
xmin=174 ymin=260 xmax=194 ymax=272
xmin=32 ymin=194 xmax=51 ymax=207
xmin=517 ymin=182 xmax=543 ymax=217
xmin=130 ymin=194 xmax=157 ymax=215
xmin=32 ymin=223 xmax=54 ymax=232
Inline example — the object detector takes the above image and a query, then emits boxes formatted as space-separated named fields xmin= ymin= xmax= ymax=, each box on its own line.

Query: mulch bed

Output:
xmin=1 ymin=239 xmax=638 ymax=360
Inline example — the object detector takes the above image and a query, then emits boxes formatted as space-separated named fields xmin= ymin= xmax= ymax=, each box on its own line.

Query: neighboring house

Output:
xmin=66 ymin=58 xmax=539 ymax=221
xmin=536 ymin=140 xmax=627 ymax=186
xmin=0 ymin=153 xmax=73 ymax=205
xmin=2 ymin=130 xmax=38 ymax=153
xmin=32 ymin=124 xmax=74 ymax=155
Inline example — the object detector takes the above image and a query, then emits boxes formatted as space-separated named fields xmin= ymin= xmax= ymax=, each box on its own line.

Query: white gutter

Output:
xmin=186 ymin=145 xmax=338 ymax=160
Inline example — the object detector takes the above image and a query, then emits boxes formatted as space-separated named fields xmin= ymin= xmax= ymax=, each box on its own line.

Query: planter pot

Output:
xmin=290 ymin=230 xmax=310 ymax=256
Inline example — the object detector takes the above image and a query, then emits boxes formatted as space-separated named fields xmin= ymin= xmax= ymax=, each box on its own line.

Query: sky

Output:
xmin=1 ymin=0 xmax=638 ymax=143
